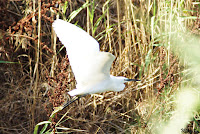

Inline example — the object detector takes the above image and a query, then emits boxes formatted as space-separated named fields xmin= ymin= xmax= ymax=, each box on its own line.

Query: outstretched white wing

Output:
xmin=52 ymin=19 xmax=115 ymax=86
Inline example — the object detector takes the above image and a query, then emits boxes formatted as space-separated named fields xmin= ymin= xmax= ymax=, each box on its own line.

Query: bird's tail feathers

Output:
xmin=68 ymin=89 xmax=81 ymax=96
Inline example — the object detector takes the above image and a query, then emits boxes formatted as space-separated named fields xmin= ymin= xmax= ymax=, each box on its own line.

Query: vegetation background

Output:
xmin=0 ymin=0 xmax=199 ymax=133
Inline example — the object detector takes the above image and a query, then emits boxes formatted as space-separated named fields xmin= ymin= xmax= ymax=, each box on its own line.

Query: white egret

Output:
xmin=52 ymin=19 xmax=139 ymax=109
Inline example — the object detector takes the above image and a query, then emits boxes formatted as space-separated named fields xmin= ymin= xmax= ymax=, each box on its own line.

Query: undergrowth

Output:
xmin=0 ymin=0 xmax=199 ymax=133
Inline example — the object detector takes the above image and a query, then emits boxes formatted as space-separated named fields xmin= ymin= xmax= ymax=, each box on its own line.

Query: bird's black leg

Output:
xmin=62 ymin=94 xmax=87 ymax=109
xmin=51 ymin=94 xmax=88 ymax=117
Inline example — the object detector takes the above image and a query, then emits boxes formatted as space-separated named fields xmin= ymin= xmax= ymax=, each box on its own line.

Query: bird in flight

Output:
xmin=52 ymin=19 xmax=140 ymax=110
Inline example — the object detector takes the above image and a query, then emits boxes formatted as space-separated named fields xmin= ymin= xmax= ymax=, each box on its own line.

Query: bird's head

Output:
xmin=110 ymin=76 xmax=140 ymax=92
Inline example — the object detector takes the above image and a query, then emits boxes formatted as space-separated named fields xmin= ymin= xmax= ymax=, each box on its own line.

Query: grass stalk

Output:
xmin=117 ymin=0 xmax=122 ymax=71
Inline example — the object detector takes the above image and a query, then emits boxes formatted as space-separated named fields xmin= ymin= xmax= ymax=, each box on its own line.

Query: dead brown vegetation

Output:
xmin=0 ymin=0 xmax=199 ymax=133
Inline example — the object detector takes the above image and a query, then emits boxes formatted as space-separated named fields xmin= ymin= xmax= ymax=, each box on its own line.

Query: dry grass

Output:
xmin=0 ymin=0 xmax=199 ymax=133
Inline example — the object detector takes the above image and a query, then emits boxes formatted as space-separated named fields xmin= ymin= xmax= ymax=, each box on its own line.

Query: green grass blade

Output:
xmin=34 ymin=121 xmax=51 ymax=134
